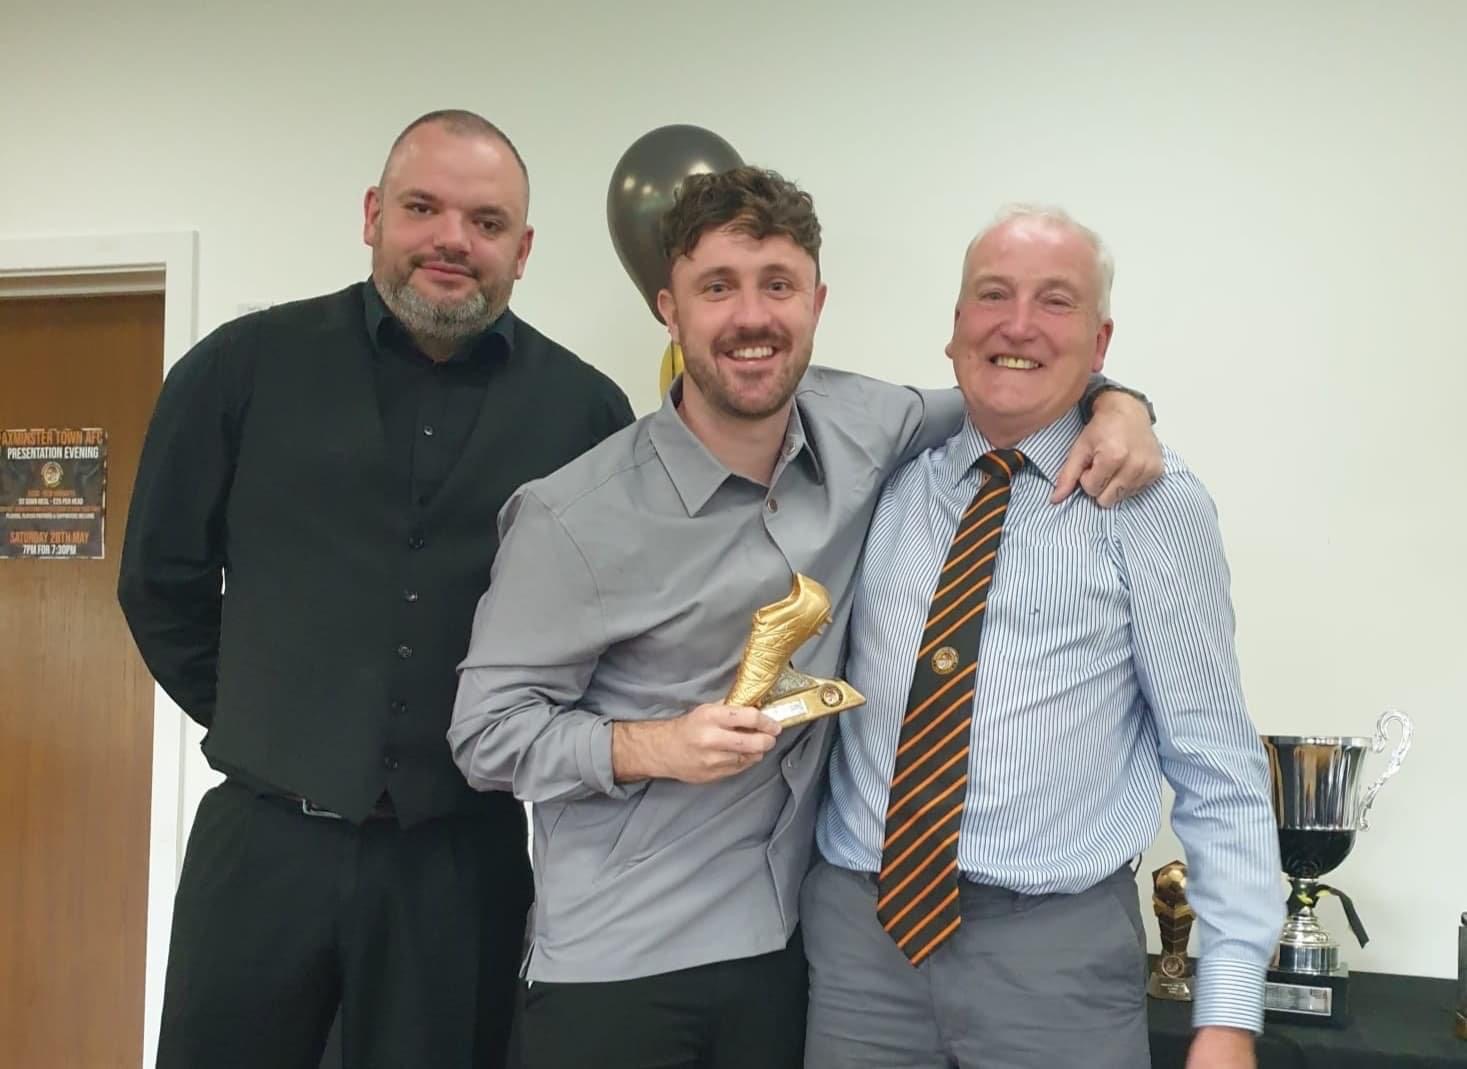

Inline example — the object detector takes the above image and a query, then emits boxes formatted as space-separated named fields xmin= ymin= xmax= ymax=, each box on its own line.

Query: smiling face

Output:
xmin=363 ymin=120 xmax=533 ymax=353
xmin=656 ymin=224 xmax=826 ymax=424
xmin=946 ymin=215 xmax=1113 ymax=445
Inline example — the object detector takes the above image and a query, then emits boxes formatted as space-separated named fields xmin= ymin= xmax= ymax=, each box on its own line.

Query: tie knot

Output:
xmin=976 ymin=449 xmax=1025 ymax=484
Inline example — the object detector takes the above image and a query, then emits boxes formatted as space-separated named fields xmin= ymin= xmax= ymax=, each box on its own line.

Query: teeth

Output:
xmin=993 ymin=355 xmax=1039 ymax=370
xmin=728 ymin=346 xmax=775 ymax=360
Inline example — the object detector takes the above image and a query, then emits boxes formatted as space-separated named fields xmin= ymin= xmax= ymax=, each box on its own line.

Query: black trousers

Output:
xmin=514 ymin=930 xmax=807 ymax=1069
xmin=156 ymin=780 xmax=532 ymax=1069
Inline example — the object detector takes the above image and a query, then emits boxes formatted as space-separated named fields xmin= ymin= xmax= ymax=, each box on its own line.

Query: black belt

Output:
xmin=268 ymin=791 xmax=398 ymax=823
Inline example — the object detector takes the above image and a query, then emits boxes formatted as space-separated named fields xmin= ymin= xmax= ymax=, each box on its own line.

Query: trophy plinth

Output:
xmin=1263 ymin=962 xmax=1351 ymax=1025
xmin=726 ymin=575 xmax=865 ymax=728
xmin=1261 ymin=709 xmax=1412 ymax=1028
xmin=1146 ymin=860 xmax=1195 ymax=1002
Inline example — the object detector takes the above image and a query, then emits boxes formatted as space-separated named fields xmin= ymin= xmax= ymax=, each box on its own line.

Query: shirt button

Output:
xmin=766 ymin=498 xmax=779 ymax=513
xmin=403 ymin=589 xmax=419 ymax=603
xmin=422 ymin=425 xmax=435 ymax=437
xmin=396 ymin=644 xmax=413 ymax=659
xmin=382 ymin=754 xmax=400 ymax=771
xmin=390 ymin=699 xmax=408 ymax=715
xmin=408 ymin=534 xmax=426 ymax=550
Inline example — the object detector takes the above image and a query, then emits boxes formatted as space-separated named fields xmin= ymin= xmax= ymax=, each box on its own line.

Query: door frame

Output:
xmin=0 ymin=231 xmax=198 ymax=1069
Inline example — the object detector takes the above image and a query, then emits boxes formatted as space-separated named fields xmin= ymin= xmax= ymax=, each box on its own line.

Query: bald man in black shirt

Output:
xmin=120 ymin=109 xmax=632 ymax=1069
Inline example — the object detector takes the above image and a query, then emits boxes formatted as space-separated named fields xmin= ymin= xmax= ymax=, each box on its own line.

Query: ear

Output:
xmin=514 ymin=225 xmax=535 ymax=280
xmin=944 ymin=302 xmax=962 ymax=363
xmin=811 ymin=281 xmax=828 ymax=325
xmin=363 ymin=187 xmax=383 ymax=247
xmin=655 ymin=288 xmax=680 ymax=344
xmin=1092 ymin=319 xmax=1114 ymax=373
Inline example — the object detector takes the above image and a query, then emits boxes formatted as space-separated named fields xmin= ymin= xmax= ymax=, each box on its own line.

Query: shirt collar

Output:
xmin=941 ymin=405 xmax=1086 ymax=488
xmin=783 ymin=397 xmax=825 ymax=485
xmin=648 ymin=376 xmax=824 ymax=516
xmin=362 ymin=277 xmax=516 ymax=363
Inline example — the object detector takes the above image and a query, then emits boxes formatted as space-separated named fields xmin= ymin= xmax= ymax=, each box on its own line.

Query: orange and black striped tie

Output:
xmin=876 ymin=448 xmax=1026 ymax=966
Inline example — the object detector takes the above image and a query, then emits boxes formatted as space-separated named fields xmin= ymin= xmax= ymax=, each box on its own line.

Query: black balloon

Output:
xmin=607 ymin=125 xmax=743 ymax=320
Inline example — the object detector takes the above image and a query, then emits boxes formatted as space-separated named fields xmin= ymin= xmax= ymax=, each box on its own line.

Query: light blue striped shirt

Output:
xmin=817 ymin=407 xmax=1283 ymax=1032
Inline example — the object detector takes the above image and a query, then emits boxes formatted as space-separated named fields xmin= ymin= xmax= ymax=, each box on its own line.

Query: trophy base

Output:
xmin=759 ymin=666 xmax=865 ymax=727
xmin=1146 ymin=974 xmax=1194 ymax=1001
xmin=1264 ymin=963 xmax=1350 ymax=1028
xmin=1146 ymin=953 xmax=1194 ymax=1001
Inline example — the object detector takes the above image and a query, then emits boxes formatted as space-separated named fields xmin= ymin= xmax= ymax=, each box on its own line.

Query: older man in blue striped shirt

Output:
xmin=807 ymin=206 xmax=1282 ymax=1069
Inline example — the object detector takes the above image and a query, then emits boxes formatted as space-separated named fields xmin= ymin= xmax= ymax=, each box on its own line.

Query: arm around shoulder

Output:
xmin=1055 ymin=374 xmax=1163 ymax=506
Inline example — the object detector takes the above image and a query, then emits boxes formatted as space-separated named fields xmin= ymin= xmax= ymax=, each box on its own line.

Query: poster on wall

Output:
xmin=1 ymin=427 xmax=108 ymax=559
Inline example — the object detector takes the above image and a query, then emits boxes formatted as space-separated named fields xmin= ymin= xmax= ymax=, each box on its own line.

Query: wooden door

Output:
xmin=0 ymin=293 xmax=164 ymax=1068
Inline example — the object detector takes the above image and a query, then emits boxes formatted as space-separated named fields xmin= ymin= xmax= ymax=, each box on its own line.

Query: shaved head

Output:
xmin=379 ymin=109 xmax=529 ymax=202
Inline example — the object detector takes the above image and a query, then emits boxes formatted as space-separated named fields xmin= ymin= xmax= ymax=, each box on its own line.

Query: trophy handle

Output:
xmin=1358 ymin=708 xmax=1412 ymax=831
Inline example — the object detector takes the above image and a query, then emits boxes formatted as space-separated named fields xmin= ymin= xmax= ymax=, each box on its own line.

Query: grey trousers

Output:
xmin=802 ymin=859 xmax=1150 ymax=1069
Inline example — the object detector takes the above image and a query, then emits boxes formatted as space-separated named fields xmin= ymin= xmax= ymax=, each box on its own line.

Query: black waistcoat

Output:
xmin=205 ymin=284 xmax=629 ymax=826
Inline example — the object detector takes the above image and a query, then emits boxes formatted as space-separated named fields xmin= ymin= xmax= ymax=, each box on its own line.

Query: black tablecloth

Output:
xmin=320 ymin=969 xmax=1463 ymax=1067
xmin=1149 ymin=970 xmax=1464 ymax=1068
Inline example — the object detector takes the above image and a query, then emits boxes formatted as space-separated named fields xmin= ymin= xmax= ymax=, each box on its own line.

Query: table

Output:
xmin=1148 ymin=970 xmax=1464 ymax=1068
xmin=320 ymin=969 xmax=1463 ymax=1067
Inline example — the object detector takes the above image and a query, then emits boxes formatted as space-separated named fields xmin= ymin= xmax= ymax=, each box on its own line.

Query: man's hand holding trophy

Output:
xmin=612 ymin=575 xmax=864 ymax=785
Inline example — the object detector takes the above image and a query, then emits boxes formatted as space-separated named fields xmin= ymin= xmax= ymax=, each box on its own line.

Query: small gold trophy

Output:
xmin=726 ymin=574 xmax=864 ymax=727
xmin=1147 ymin=859 xmax=1196 ymax=1001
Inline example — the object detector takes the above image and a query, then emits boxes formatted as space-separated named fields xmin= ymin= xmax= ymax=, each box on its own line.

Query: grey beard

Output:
xmin=380 ymin=278 xmax=503 ymax=347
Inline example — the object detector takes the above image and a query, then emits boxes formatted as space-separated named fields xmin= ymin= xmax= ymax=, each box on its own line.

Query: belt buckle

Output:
xmin=300 ymin=798 xmax=345 ymax=820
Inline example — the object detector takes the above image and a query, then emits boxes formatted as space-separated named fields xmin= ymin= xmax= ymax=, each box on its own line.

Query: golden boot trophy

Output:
xmin=1147 ymin=859 xmax=1196 ymax=1001
xmin=726 ymin=574 xmax=864 ymax=727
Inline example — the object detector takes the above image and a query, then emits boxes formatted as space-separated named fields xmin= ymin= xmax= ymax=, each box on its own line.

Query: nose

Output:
xmin=1000 ymin=296 xmax=1038 ymax=343
xmin=431 ymin=212 xmax=472 ymax=256
xmin=729 ymin=288 xmax=774 ymax=330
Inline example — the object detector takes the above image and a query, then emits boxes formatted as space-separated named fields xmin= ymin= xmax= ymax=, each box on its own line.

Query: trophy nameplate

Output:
xmin=1264 ymin=972 xmax=1346 ymax=1020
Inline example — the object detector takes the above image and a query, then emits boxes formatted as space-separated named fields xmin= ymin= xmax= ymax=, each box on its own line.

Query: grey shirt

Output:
xmin=449 ymin=366 xmax=963 ymax=981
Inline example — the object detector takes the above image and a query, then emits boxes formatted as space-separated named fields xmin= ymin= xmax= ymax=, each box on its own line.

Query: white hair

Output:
xmin=963 ymin=203 xmax=1115 ymax=319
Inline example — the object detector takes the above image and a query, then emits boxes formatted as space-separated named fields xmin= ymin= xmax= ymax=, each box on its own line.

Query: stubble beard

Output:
xmin=683 ymin=330 xmax=810 ymax=422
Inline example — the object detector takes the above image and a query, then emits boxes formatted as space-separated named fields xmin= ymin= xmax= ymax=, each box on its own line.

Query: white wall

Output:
xmin=6 ymin=0 xmax=1463 ymax=1040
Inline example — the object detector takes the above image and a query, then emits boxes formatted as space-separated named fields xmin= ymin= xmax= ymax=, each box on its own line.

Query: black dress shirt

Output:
xmin=363 ymin=281 xmax=515 ymax=511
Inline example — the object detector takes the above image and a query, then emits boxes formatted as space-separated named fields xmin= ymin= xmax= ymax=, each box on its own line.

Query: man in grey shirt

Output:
xmin=448 ymin=167 xmax=1161 ymax=1069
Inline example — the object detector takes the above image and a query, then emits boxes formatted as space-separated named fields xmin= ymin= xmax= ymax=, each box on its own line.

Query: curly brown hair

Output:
xmin=659 ymin=166 xmax=822 ymax=274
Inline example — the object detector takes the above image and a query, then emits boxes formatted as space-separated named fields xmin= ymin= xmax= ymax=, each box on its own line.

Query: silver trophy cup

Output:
xmin=1262 ymin=710 xmax=1412 ymax=980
